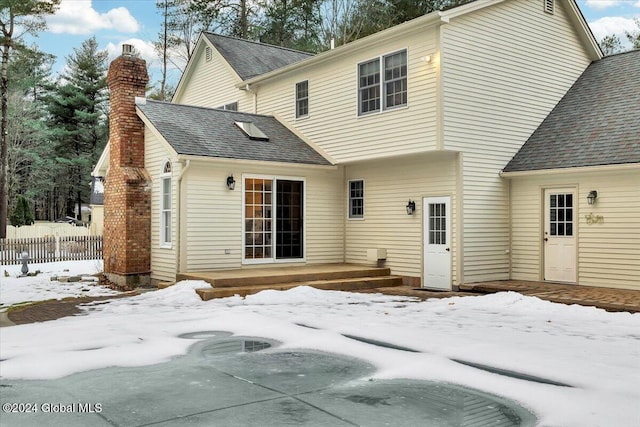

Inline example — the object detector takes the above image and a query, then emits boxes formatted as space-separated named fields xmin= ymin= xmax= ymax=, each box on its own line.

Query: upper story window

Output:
xmin=358 ymin=49 xmax=407 ymax=116
xmin=219 ymin=102 xmax=238 ymax=111
xmin=384 ymin=50 xmax=408 ymax=109
xmin=358 ymin=59 xmax=380 ymax=114
xmin=348 ymin=179 xmax=364 ymax=219
xmin=296 ymin=80 xmax=309 ymax=118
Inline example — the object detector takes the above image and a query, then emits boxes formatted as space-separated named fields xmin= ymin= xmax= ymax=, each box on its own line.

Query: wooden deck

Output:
xmin=177 ymin=264 xmax=404 ymax=300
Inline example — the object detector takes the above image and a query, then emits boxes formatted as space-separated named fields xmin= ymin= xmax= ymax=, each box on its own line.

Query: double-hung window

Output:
xmin=296 ymin=80 xmax=308 ymax=118
xmin=358 ymin=49 xmax=407 ymax=115
xmin=348 ymin=180 xmax=364 ymax=219
xmin=160 ymin=161 xmax=172 ymax=247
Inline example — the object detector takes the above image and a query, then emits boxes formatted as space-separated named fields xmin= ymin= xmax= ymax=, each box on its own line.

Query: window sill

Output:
xmin=357 ymin=104 xmax=409 ymax=119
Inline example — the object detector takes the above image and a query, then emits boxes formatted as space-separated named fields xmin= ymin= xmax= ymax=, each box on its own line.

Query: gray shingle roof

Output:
xmin=204 ymin=33 xmax=313 ymax=80
xmin=504 ymin=50 xmax=640 ymax=172
xmin=137 ymin=100 xmax=331 ymax=166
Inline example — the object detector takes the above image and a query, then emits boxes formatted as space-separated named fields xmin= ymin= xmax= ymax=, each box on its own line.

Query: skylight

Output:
xmin=235 ymin=121 xmax=269 ymax=141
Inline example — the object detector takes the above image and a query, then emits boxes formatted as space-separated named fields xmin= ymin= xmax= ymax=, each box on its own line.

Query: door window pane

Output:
xmin=429 ymin=203 xmax=446 ymax=245
xmin=549 ymin=192 xmax=573 ymax=237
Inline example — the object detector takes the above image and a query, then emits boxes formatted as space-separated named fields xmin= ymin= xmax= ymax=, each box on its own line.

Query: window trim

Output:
xmin=159 ymin=160 xmax=172 ymax=248
xmin=348 ymin=179 xmax=365 ymax=220
xmin=295 ymin=80 xmax=309 ymax=119
xmin=357 ymin=48 xmax=408 ymax=116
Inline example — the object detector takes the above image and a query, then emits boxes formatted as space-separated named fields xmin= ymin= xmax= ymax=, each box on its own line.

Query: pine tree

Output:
xmin=45 ymin=37 xmax=108 ymax=220
xmin=0 ymin=0 xmax=60 ymax=238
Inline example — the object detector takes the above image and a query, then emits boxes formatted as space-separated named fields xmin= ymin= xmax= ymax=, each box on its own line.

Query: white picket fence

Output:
xmin=0 ymin=235 xmax=103 ymax=265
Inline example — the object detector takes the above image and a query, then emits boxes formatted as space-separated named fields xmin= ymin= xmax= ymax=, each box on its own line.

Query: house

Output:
xmin=502 ymin=50 xmax=640 ymax=290
xmin=94 ymin=0 xmax=639 ymax=291
xmin=89 ymin=176 xmax=105 ymax=235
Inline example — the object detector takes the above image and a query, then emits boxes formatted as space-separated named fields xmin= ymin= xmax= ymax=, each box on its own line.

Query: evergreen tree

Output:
xmin=9 ymin=195 xmax=33 ymax=227
xmin=5 ymin=44 xmax=54 ymax=220
xmin=0 ymin=0 xmax=60 ymax=238
xmin=259 ymin=0 xmax=322 ymax=52
xmin=45 ymin=37 xmax=108 ymax=220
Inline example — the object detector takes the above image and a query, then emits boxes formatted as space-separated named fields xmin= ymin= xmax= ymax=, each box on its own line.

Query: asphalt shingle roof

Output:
xmin=137 ymin=100 xmax=331 ymax=166
xmin=504 ymin=50 xmax=640 ymax=172
xmin=204 ymin=33 xmax=313 ymax=80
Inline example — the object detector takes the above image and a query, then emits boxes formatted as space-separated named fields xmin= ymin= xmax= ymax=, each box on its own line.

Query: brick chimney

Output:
xmin=103 ymin=45 xmax=151 ymax=288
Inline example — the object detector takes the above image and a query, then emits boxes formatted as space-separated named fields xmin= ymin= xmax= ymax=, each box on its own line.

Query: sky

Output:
xmin=1 ymin=259 xmax=639 ymax=426
xmin=19 ymin=0 xmax=640 ymax=87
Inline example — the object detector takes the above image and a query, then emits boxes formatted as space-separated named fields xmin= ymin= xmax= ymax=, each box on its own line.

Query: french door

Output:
xmin=244 ymin=177 xmax=304 ymax=263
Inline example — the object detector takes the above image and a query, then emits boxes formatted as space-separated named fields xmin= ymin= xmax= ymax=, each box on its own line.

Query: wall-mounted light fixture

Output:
xmin=421 ymin=55 xmax=432 ymax=63
xmin=587 ymin=190 xmax=598 ymax=205
xmin=406 ymin=200 xmax=416 ymax=215
xmin=226 ymin=175 xmax=236 ymax=190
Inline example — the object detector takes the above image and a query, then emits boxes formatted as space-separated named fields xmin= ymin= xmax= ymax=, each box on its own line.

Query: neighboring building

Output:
xmin=89 ymin=176 xmax=105 ymax=235
xmin=94 ymin=0 xmax=639 ymax=291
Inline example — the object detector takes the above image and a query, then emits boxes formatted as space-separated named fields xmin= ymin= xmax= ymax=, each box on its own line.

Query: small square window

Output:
xmin=296 ymin=80 xmax=308 ymax=118
xmin=348 ymin=180 xmax=364 ymax=219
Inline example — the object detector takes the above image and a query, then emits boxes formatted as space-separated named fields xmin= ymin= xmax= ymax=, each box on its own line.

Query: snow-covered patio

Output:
xmin=0 ymin=261 xmax=638 ymax=426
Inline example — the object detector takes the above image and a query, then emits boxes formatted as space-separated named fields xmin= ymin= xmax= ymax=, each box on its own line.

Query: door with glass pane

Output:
xmin=245 ymin=178 xmax=273 ymax=261
xmin=423 ymin=196 xmax=451 ymax=290
xmin=244 ymin=177 xmax=304 ymax=263
xmin=544 ymin=189 xmax=576 ymax=283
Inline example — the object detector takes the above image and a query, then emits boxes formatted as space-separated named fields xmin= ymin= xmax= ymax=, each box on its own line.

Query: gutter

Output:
xmin=499 ymin=163 xmax=640 ymax=178
xmin=175 ymin=154 xmax=337 ymax=170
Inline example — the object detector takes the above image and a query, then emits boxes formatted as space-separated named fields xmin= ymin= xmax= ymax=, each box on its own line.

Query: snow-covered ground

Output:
xmin=0 ymin=260 xmax=120 ymax=311
xmin=0 ymin=261 xmax=639 ymax=426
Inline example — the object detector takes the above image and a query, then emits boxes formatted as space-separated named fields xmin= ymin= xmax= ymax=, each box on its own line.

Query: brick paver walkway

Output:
xmin=359 ymin=281 xmax=640 ymax=313
xmin=2 ymin=281 xmax=638 ymax=327
xmin=5 ymin=292 xmax=138 ymax=325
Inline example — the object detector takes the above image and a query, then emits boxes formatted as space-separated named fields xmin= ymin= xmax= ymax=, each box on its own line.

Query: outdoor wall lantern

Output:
xmin=226 ymin=175 xmax=236 ymax=190
xmin=406 ymin=200 xmax=416 ymax=215
xmin=587 ymin=190 xmax=598 ymax=205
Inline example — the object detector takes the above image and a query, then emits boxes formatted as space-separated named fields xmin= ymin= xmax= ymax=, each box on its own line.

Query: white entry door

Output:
xmin=544 ymin=189 xmax=577 ymax=283
xmin=423 ymin=196 xmax=451 ymax=290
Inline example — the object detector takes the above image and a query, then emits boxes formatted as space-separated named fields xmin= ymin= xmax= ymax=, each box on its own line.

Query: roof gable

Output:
xmin=504 ymin=50 xmax=640 ymax=172
xmin=136 ymin=100 xmax=331 ymax=166
xmin=204 ymin=33 xmax=313 ymax=80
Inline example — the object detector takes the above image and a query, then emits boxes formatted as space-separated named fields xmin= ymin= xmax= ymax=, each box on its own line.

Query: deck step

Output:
xmin=157 ymin=281 xmax=175 ymax=289
xmin=195 ymin=276 xmax=404 ymax=301
xmin=179 ymin=266 xmax=391 ymax=288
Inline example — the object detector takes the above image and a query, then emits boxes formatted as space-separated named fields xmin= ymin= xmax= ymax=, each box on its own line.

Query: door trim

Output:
xmin=242 ymin=174 xmax=307 ymax=265
xmin=543 ymin=187 xmax=577 ymax=283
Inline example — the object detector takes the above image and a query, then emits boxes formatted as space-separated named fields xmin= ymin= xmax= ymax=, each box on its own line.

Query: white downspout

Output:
xmin=176 ymin=159 xmax=191 ymax=275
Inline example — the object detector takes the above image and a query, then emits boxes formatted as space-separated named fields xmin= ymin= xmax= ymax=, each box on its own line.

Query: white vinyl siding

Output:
xmin=510 ymin=169 xmax=640 ymax=291
xmin=174 ymin=42 xmax=253 ymax=111
xmin=145 ymin=128 xmax=180 ymax=283
xmin=181 ymin=162 xmax=343 ymax=272
xmin=256 ymin=27 xmax=439 ymax=163
xmin=345 ymin=152 xmax=458 ymax=283
xmin=440 ymin=0 xmax=591 ymax=282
